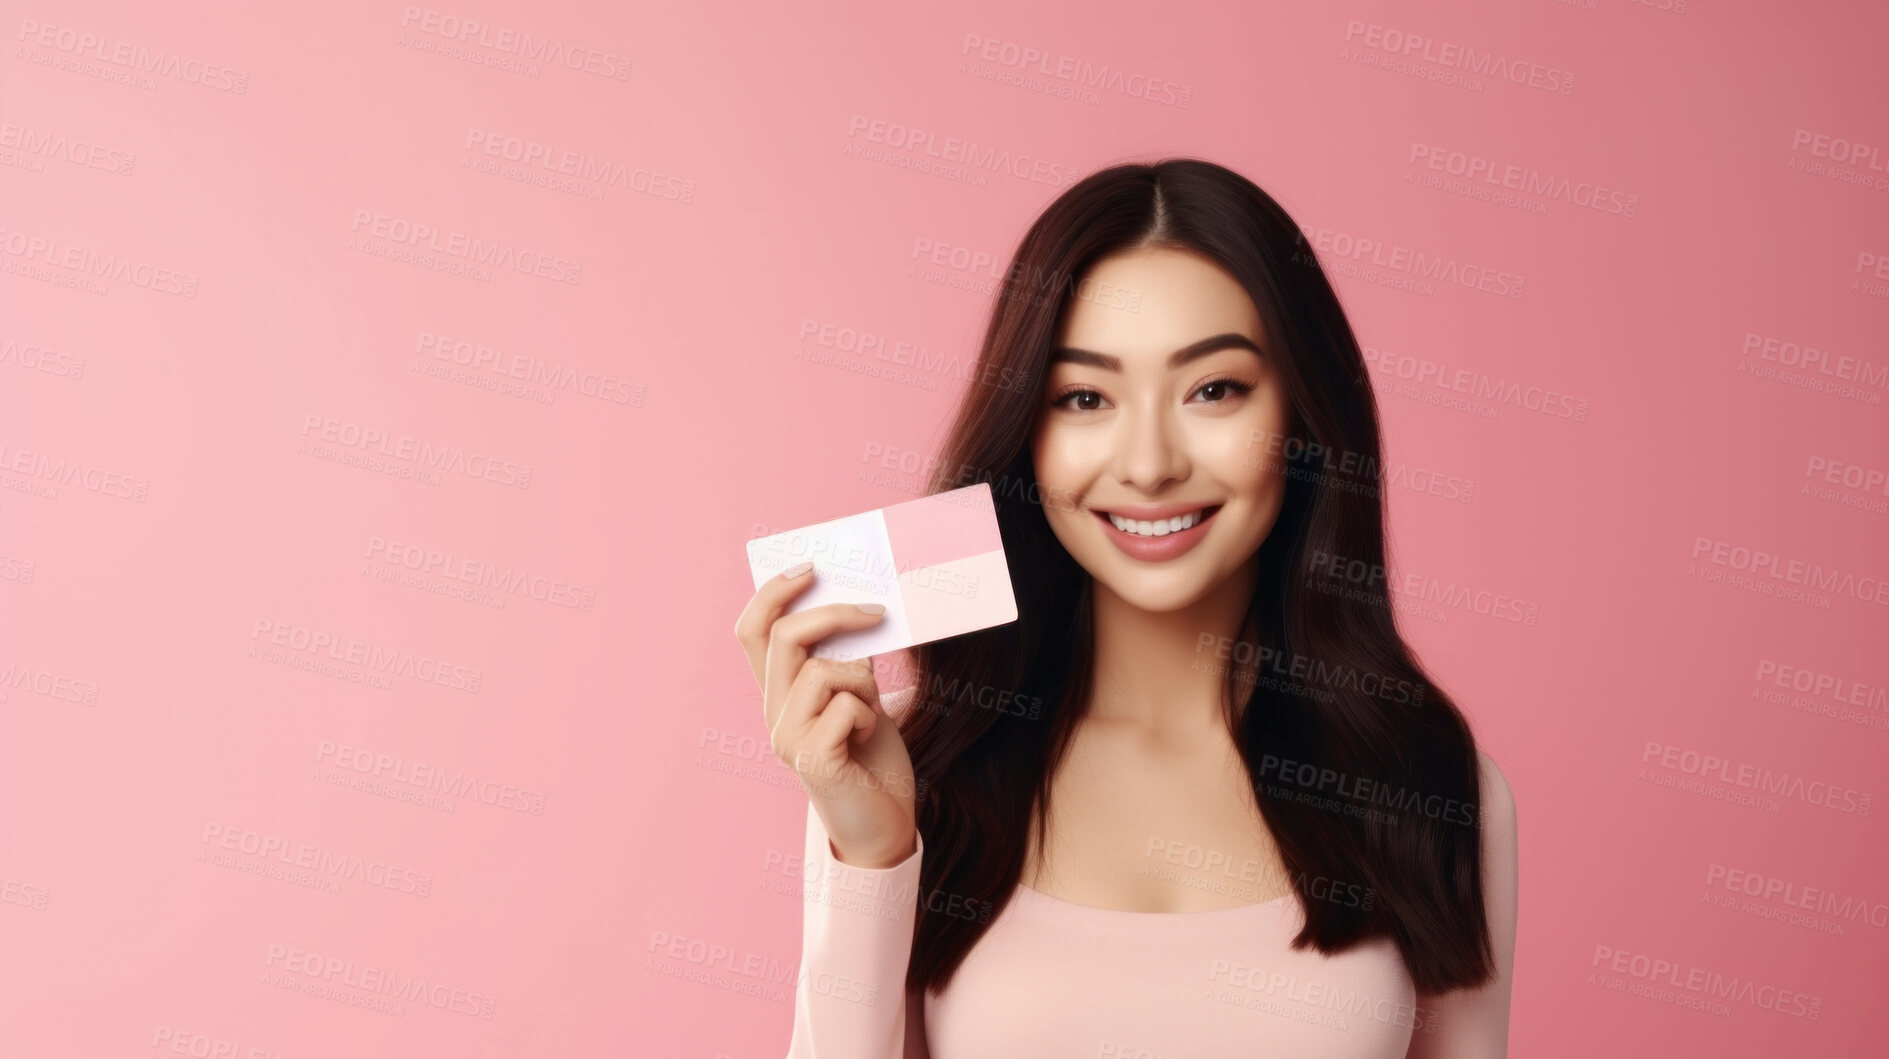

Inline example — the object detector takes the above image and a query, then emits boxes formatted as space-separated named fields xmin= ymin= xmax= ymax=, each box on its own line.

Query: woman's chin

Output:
xmin=1089 ymin=565 xmax=1220 ymax=614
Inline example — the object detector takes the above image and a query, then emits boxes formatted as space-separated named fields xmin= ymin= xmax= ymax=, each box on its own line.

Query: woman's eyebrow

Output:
xmin=1049 ymin=332 xmax=1263 ymax=371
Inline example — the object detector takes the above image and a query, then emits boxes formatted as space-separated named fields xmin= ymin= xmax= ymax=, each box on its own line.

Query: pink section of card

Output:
xmin=882 ymin=483 xmax=1002 ymax=573
xmin=898 ymin=549 xmax=1017 ymax=644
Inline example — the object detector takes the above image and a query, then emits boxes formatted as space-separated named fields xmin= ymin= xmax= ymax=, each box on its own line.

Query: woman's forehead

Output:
xmin=1056 ymin=248 xmax=1261 ymax=354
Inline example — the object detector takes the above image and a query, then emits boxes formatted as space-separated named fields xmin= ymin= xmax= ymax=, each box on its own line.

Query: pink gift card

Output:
xmin=746 ymin=482 xmax=1019 ymax=661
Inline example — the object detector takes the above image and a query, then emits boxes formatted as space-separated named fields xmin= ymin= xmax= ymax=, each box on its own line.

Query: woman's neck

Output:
xmin=1083 ymin=559 xmax=1260 ymax=739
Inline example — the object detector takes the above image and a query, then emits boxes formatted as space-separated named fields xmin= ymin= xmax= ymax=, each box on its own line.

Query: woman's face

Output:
xmin=1029 ymin=245 xmax=1294 ymax=613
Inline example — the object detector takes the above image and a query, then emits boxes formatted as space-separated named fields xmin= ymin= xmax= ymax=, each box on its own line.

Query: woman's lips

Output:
xmin=1092 ymin=504 xmax=1221 ymax=562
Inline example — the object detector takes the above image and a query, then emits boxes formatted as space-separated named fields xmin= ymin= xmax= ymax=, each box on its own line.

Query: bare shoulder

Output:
xmin=1474 ymin=747 xmax=1518 ymax=839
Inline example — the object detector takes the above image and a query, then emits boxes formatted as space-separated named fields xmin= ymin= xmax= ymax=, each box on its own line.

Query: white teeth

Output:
xmin=1107 ymin=509 xmax=1206 ymax=536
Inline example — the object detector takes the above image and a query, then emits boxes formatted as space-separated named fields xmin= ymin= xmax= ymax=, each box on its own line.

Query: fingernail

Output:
xmin=855 ymin=602 xmax=886 ymax=614
xmin=784 ymin=561 xmax=813 ymax=578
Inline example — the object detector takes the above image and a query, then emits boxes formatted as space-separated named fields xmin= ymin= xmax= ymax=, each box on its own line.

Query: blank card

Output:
xmin=745 ymin=482 xmax=1019 ymax=661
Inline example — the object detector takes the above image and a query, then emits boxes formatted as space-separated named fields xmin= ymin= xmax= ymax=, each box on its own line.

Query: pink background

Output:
xmin=3 ymin=0 xmax=1886 ymax=1055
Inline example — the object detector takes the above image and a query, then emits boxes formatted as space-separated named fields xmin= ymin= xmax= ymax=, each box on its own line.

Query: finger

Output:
xmin=772 ymin=655 xmax=881 ymax=752
xmin=762 ymin=603 xmax=886 ymax=730
xmin=733 ymin=561 xmax=819 ymax=688
xmin=838 ymin=656 xmax=882 ymax=712
xmin=800 ymin=691 xmax=876 ymax=790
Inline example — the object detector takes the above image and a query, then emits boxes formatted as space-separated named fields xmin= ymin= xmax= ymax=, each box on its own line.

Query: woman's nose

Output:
xmin=1111 ymin=405 xmax=1187 ymax=489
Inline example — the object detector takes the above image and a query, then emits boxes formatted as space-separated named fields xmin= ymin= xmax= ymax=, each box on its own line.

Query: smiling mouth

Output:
xmin=1093 ymin=504 xmax=1223 ymax=537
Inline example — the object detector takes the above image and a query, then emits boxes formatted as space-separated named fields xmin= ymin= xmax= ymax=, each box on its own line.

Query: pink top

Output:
xmin=786 ymin=687 xmax=1520 ymax=1059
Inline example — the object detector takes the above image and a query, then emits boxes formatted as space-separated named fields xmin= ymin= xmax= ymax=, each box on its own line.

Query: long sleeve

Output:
xmin=785 ymin=690 xmax=925 ymax=1059
xmin=1405 ymin=749 xmax=1519 ymax=1058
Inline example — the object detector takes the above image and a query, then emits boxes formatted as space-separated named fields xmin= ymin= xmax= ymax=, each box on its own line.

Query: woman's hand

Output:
xmin=733 ymin=564 xmax=919 ymax=869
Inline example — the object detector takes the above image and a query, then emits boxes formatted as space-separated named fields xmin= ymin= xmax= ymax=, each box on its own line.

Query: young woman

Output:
xmin=733 ymin=158 xmax=1519 ymax=1058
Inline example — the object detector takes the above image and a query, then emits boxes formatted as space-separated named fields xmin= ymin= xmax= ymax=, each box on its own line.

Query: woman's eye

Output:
xmin=1053 ymin=380 xmax=1255 ymax=411
xmin=1194 ymin=379 xmax=1256 ymax=403
xmin=1052 ymin=389 xmax=1106 ymax=411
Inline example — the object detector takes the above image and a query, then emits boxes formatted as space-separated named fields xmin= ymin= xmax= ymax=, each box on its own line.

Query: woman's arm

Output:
xmin=1405 ymin=749 xmax=1519 ymax=1059
xmin=787 ymin=687 xmax=929 ymax=1058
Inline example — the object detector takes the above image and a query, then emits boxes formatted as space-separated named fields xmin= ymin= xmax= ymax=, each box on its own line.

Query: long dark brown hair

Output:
xmin=895 ymin=157 xmax=1494 ymax=997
